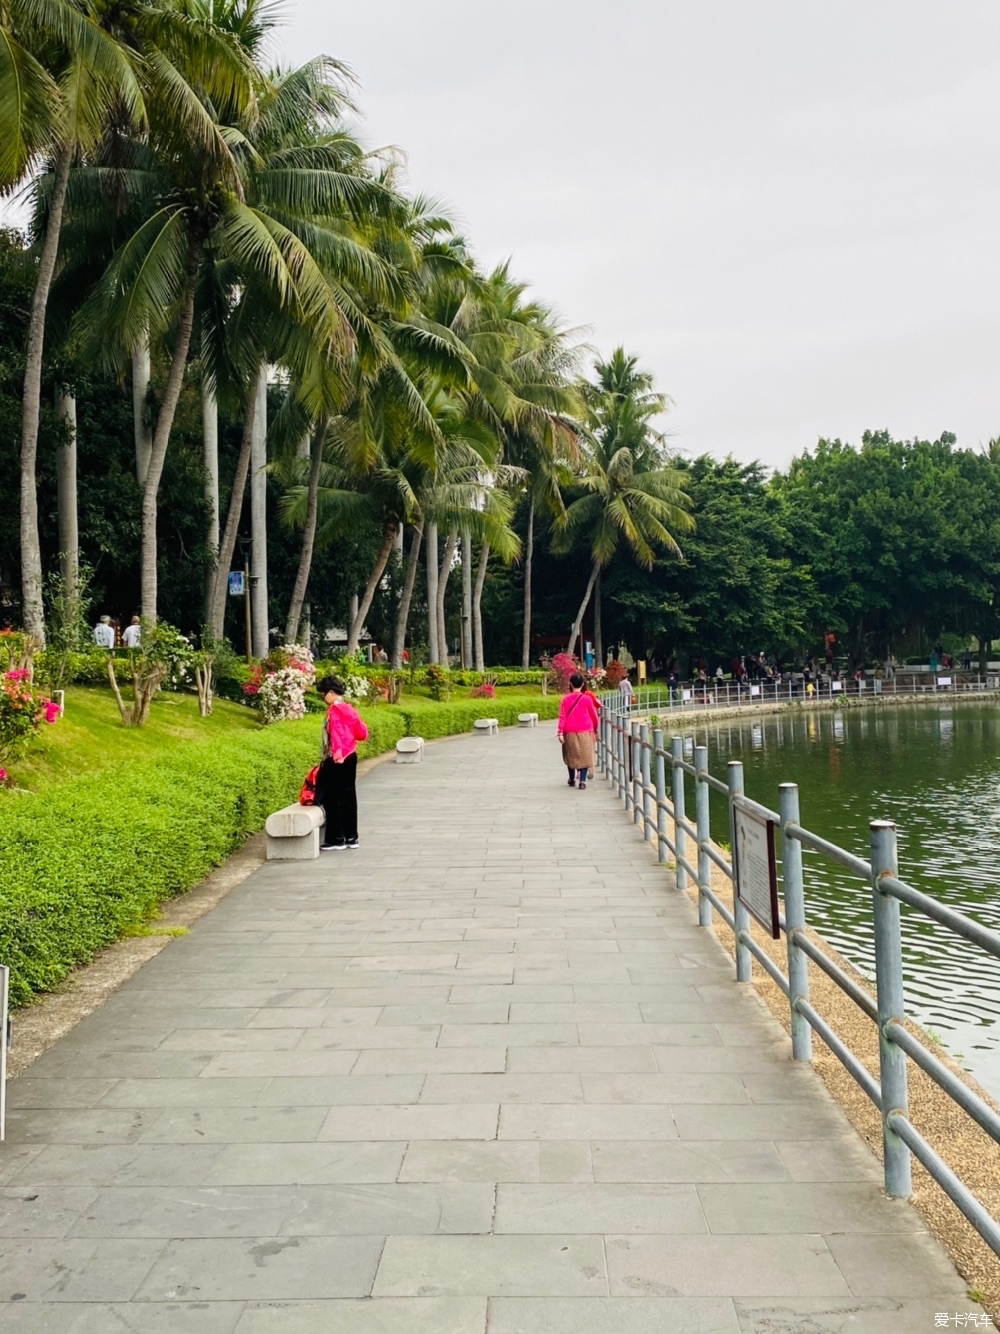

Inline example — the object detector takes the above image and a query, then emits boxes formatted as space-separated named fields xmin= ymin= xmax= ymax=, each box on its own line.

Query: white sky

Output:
xmin=278 ymin=0 xmax=1000 ymax=469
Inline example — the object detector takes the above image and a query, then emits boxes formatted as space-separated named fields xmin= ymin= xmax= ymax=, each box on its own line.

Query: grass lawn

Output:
xmin=8 ymin=686 xmax=261 ymax=792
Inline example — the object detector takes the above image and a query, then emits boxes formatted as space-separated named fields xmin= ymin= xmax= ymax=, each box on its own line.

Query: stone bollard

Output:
xmin=396 ymin=737 xmax=425 ymax=764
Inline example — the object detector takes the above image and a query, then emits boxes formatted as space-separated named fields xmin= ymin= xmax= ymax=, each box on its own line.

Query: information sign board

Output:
xmin=937 ymin=676 xmax=952 ymax=688
xmin=733 ymin=805 xmax=780 ymax=938
xmin=227 ymin=570 xmax=245 ymax=597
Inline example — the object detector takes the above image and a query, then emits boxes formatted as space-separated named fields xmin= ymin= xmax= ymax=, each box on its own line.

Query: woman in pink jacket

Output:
xmin=557 ymin=672 xmax=601 ymax=789
xmin=315 ymin=675 xmax=369 ymax=850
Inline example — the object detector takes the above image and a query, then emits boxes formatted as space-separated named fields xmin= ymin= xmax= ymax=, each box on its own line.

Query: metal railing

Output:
xmin=597 ymin=692 xmax=1000 ymax=1255
xmin=624 ymin=673 xmax=1000 ymax=716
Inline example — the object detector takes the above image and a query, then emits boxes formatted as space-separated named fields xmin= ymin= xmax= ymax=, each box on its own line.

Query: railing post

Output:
xmin=631 ymin=722 xmax=642 ymax=822
xmin=727 ymin=760 xmax=753 ymax=982
xmin=671 ymin=737 xmax=687 ymax=891
xmin=870 ymin=819 xmax=912 ymax=1199
xmin=653 ymin=728 xmax=667 ymax=863
xmin=694 ymin=744 xmax=712 ymax=926
xmin=779 ymin=782 xmax=811 ymax=1062
xmin=640 ymin=723 xmax=652 ymax=841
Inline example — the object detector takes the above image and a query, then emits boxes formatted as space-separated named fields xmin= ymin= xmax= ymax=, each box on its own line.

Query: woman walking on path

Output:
xmin=315 ymin=675 xmax=369 ymax=850
xmin=557 ymin=671 xmax=600 ymax=789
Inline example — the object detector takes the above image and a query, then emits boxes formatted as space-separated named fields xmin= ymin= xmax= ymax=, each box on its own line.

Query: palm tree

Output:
xmin=73 ymin=41 xmax=395 ymax=626
xmin=563 ymin=348 xmax=694 ymax=656
xmin=3 ymin=0 xmax=143 ymax=640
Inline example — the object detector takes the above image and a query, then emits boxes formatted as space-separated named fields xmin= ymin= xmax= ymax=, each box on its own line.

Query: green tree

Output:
xmin=563 ymin=348 xmax=693 ymax=656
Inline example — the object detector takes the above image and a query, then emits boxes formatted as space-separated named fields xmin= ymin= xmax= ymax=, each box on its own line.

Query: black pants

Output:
xmin=567 ymin=766 xmax=588 ymax=783
xmin=316 ymin=753 xmax=359 ymax=843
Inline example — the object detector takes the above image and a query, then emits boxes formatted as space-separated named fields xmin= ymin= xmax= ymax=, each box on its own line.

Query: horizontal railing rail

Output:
xmin=621 ymin=673 xmax=1000 ymax=717
xmin=596 ymin=691 xmax=1000 ymax=1257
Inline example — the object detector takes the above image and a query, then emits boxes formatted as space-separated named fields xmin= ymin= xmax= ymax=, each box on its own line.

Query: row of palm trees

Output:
xmin=3 ymin=0 xmax=693 ymax=667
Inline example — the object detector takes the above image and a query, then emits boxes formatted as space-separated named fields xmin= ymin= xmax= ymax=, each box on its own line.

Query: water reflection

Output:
xmin=695 ymin=704 xmax=1000 ymax=1099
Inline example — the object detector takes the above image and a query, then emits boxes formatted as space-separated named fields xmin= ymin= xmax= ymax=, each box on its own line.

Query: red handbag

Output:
xmin=299 ymin=765 xmax=320 ymax=805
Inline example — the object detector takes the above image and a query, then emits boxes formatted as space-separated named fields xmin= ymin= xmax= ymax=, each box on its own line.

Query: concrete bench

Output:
xmin=396 ymin=736 xmax=425 ymax=764
xmin=474 ymin=717 xmax=499 ymax=736
xmin=265 ymin=803 xmax=325 ymax=860
xmin=518 ymin=712 xmax=539 ymax=727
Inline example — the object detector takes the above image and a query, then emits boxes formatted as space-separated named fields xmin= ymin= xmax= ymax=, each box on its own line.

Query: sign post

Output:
xmin=733 ymin=803 xmax=780 ymax=939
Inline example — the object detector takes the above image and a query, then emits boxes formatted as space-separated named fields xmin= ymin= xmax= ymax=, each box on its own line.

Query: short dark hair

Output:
xmin=568 ymin=671 xmax=584 ymax=689
xmin=317 ymin=675 xmax=346 ymax=696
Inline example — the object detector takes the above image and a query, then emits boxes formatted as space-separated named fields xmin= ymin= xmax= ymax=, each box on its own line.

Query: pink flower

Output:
xmin=0 ymin=768 xmax=8 ymax=784
xmin=44 ymin=700 xmax=61 ymax=723
xmin=5 ymin=668 xmax=29 ymax=682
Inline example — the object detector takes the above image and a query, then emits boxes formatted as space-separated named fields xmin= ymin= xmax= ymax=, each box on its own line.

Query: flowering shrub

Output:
xmin=549 ymin=652 xmax=580 ymax=691
xmin=0 ymin=668 xmax=59 ymax=763
xmin=470 ymin=681 xmax=497 ymax=699
xmin=424 ymin=664 xmax=451 ymax=701
xmin=258 ymin=667 xmax=308 ymax=723
xmin=242 ymin=665 xmax=265 ymax=698
xmin=342 ymin=674 xmax=373 ymax=703
xmin=264 ymin=643 xmax=316 ymax=687
xmin=604 ymin=659 xmax=628 ymax=688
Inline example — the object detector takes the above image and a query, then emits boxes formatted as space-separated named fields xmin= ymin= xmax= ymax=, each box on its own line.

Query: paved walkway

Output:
xmin=1 ymin=724 xmax=978 ymax=1331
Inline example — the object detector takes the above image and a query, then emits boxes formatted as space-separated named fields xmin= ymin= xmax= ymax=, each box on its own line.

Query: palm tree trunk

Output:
xmin=521 ymin=496 xmax=535 ymax=669
xmin=594 ymin=567 xmax=603 ymax=667
xmin=461 ymin=528 xmax=473 ymax=668
xmin=284 ymin=418 xmax=326 ymax=646
xmin=202 ymin=374 xmax=219 ymax=621
xmin=207 ymin=379 xmax=258 ymax=637
xmin=346 ymin=523 xmax=398 ymax=654
xmin=436 ymin=531 xmax=458 ymax=665
xmin=425 ymin=520 xmax=439 ymax=663
xmin=393 ymin=520 xmax=424 ymax=669
xmin=54 ymin=385 xmax=78 ymax=601
xmin=568 ymin=558 xmax=600 ymax=655
xmin=249 ymin=366 xmax=269 ymax=658
xmin=140 ymin=247 xmax=200 ymax=624
xmin=473 ymin=541 xmax=490 ymax=671
xmin=20 ymin=140 xmax=73 ymax=645
xmin=133 ymin=339 xmax=153 ymax=487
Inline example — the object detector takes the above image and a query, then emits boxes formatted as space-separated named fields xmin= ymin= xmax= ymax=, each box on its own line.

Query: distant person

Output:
xmin=374 ymin=645 xmax=388 ymax=664
xmin=122 ymin=616 xmax=141 ymax=648
xmin=93 ymin=615 xmax=115 ymax=649
xmin=557 ymin=671 xmax=600 ymax=790
xmin=315 ymin=675 xmax=370 ymax=851
xmin=618 ymin=672 xmax=634 ymax=711
xmin=929 ymin=648 xmax=940 ymax=673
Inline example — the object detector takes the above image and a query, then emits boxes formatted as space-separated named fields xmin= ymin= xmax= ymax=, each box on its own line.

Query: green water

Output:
xmin=681 ymin=703 xmax=1000 ymax=1099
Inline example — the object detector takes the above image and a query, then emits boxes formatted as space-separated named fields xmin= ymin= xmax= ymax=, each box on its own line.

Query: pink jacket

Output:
xmin=558 ymin=690 xmax=600 ymax=735
xmin=323 ymin=700 xmax=369 ymax=762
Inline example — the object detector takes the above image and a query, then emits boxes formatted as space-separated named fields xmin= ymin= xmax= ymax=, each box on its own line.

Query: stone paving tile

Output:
xmin=205 ymin=1142 xmax=405 ymax=1186
xmin=372 ymin=1234 xmax=608 ymax=1297
xmin=605 ymin=1233 xmax=850 ymax=1297
xmin=136 ymin=1235 xmax=384 ymax=1301
xmin=0 ymin=1300 xmax=244 ymax=1332
xmin=488 ymin=1296 xmax=740 ymax=1333
xmin=234 ymin=1296 xmax=487 ymax=1333
xmin=733 ymin=1296 xmax=982 ymax=1332
xmin=494 ymin=1182 xmax=706 ymax=1234
xmin=1 ymin=724 xmax=976 ymax=1321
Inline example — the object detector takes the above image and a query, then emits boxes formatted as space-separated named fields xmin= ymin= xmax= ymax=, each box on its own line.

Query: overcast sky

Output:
xmin=276 ymin=0 xmax=1000 ymax=470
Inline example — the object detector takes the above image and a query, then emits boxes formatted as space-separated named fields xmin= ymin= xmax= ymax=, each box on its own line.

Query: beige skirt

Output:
xmin=562 ymin=730 xmax=595 ymax=771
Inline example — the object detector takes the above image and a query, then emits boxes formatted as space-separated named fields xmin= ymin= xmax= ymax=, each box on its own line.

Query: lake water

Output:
xmin=683 ymin=703 xmax=1000 ymax=1100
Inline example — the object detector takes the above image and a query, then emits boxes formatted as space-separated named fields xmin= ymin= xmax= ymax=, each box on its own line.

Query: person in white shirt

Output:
xmin=94 ymin=615 xmax=115 ymax=649
xmin=618 ymin=673 xmax=633 ymax=711
xmin=122 ymin=616 xmax=141 ymax=648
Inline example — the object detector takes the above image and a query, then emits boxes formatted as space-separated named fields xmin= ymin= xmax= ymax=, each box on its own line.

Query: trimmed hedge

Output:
xmin=393 ymin=696 xmax=560 ymax=739
xmin=0 ymin=696 xmax=553 ymax=1005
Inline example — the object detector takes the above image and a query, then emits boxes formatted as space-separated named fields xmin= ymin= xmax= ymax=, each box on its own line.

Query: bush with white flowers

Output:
xmin=342 ymin=673 xmax=372 ymax=703
xmin=258 ymin=666 xmax=308 ymax=723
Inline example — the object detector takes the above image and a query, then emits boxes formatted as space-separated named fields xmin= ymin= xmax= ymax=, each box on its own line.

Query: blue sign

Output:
xmin=228 ymin=571 xmax=245 ymax=597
